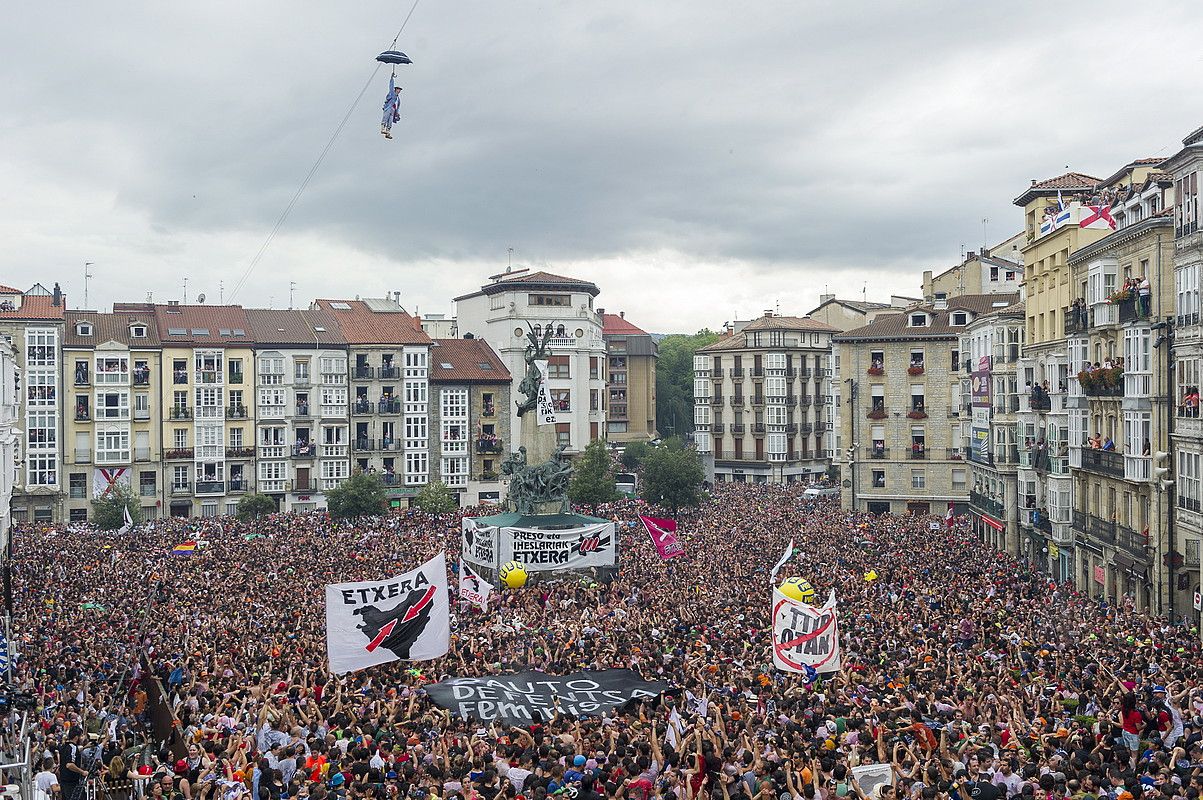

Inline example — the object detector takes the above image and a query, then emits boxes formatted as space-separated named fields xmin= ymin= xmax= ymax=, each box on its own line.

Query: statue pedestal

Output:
xmin=519 ymin=413 xmax=559 ymax=467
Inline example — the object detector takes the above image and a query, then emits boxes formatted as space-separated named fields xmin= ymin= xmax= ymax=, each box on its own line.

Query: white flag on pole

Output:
xmin=769 ymin=538 xmax=795 ymax=583
xmin=326 ymin=552 xmax=451 ymax=674
xmin=458 ymin=561 xmax=494 ymax=611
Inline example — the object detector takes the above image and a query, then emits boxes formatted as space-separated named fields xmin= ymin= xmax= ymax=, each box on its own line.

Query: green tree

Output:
xmin=640 ymin=445 xmax=705 ymax=512
xmin=569 ymin=439 xmax=619 ymax=505
xmin=326 ymin=471 xmax=388 ymax=519
xmin=236 ymin=492 xmax=277 ymax=521
xmin=655 ymin=330 xmax=721 ymax=438
xmin=620 ymin=440 xmax=652 ymax=470
xmin=92 ymin=483 xmax=143 ymax=531
xmin=415 ymin=480 xmax=458 ymax=514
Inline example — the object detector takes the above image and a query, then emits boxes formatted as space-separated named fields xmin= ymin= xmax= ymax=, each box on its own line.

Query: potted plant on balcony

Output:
xmin=907 ymin=410 xmax=928 ymax=420
xmin=907 ymin=364 xmax=925 ymax=376
xmin=1077 ymin=370 xmax=1097 ymax=394
xmin=1103 ymin=367 xmax=1124 ymax=393
xmin=867 ymin=366 xmax=884 ymax=376
xmin=867 ymin=408 xmax=887 ymax=420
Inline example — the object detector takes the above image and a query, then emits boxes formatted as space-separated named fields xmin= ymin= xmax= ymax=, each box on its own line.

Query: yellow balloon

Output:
xmin=499 ymin=561 xmax=528 ymax=589
xmin=779 ymin=576 xmax=815 ymax=603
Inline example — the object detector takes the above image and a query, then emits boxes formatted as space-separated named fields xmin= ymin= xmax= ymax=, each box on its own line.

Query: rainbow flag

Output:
xmin=171 ymin=541 xmax=197 ymax=556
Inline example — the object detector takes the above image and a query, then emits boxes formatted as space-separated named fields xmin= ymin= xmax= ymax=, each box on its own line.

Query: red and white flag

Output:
xmin=639 ymin=515 xmax=685 ymax=560
xmin=458 ymin=561 xmax=493 ymax=612
xmin=945 ymin=504 xmax=955 ymax=528
xmin=1080 ymin=205 xmax=1117 ymax=231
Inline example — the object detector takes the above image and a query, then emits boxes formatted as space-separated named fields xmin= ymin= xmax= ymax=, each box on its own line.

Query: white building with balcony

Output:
xmin=455 ymin=270 xmax=607 ymax=455
xmin=246 ymin=309 xmax=350 ymax=512
xmin=1163 ymin=125 xmax=1203 ymax=628
xmin=1064 ymin=173 xmax=1176 ymax=613
xmin=0 ymin=337 xmax=18 ymax=550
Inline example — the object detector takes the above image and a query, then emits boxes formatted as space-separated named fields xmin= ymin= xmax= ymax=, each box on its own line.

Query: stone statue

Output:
xmin=501 ymin=445 xmax=572 ymax=515
xmin=515 ymin=323 xmax=556 ymax=417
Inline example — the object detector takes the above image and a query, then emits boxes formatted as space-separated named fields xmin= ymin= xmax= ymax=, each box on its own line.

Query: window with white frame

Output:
xmin=322 ymin=425 xmax=346 ymax=445
xmin=404 ymin=348 xmax=428 ymax=375
xmin=195 ymin=387 xmax=223 ymax=418
xmin=173 ymin=428 xmax=188 ymax=449
xmin=694 ymin=378 xmax=710 ymax=399
xmin=172 ymin=465 xmax=189 ymax=488
xmin=694 ymin=405 xmax=711 ymax=426
xmin=1178 ymin=449 xmax=1201 ymax=508
xmin=26 ymin=411 xmax=56 ymax=449
xmin=96 ymin=429 xmax=130 ymax=463
xmin=258 ymin=387 xmax=285 ymax=415
xmin=320 ymin=459 xmax=349 ymax=481
xmin=25 ymin=329 xmax=57 ymax=366
xmin=229 ymin=427 xmax=244 ymax=448
xmin=27 ymin=454 xmax=57 ymax=486
xmin=441 ymin=456 xmax=468 ymax=487
xmin=911 ymin=469 xmax=925 ymax=489
xmin=765 ymin=376 xmax=787 ymax=400
xmin=94 ymin=390 xmax=130 ymax=420
xmin=259 ymin=461 xmax=286 ymax=481
xmin=26 ymin=372 xmax=56 ymax=406
xmin=260 ymin=426 xmax=285 ymax=446
xmin=404 ymin=381 xmax=428 ymax=404
xmin=951 ymin=468 xmax=966 ymax=491
xmin=1176 ymin=263 xmax=1200 ymax=322
xmin=319 ymin=356 xmax=347 ymax=383
xmin=94 ymin=356 xmax=129 ymax=384
xmin=320 ymin=386 xmax=347 ymax=414
xmin=405 ymin=450 xmax=428 ymax=485
xmin=258 ymin=356 xmax=284 ymax=384
xmin=405 ymin=416 xmax=428 ymax=440
xmin=441 ymin=387 xmax=468 ymax=419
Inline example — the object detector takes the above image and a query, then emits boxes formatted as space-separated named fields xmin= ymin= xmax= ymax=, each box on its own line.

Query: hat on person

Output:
xmin=573 ymin=755 xmax=586 ymax=767
xmin=330 ymin=773 xmax=346 ymax=787
xmin=1152 ymin=685 xmax=1167 ymax=693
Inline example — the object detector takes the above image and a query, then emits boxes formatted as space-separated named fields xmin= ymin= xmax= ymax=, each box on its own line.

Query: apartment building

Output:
xmin=599 ymin=311 xmax=657 ymax=444
xmin=62 ymin=310 xmax=164 ymax=521
xmin=0 ymin=337 xmax=18 ymax=550
xmin=1061 ymin=173 xmax=1177 ymax=611
xmin=245 ymin=308 xmax=349 ymax=512
xmin=921 ymin=234 xmax=1026 ymax=303
xmin=0 ymin=283 xmax=66 ymax=523
xmin=694 ymin=312 xmax=838 ymax=483
xmin=428 ymin=338 xmax=511 ymax=505
xmin=456 ymin=270 xmax=608 ymax=452
xmin=144 ymin=303 xmax=256 ymax=518
xmin=313 ymin=298 xmax=433 ymax=505
xmin=836 ymin=294 xmax=1017 ymax=514
xmin=1163 ymin=125 xmax=1203 ymax=627
xmin=961 ymin=302 xmax=1024 ymax=555
xmin=1013 ymin=171 xmax=1125 ymax=576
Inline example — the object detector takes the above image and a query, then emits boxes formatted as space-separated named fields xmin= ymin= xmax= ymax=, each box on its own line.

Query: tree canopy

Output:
xmin=326 ymin=471 xmax=388 ymax=519
xmin=640 ymin=444 xmax=705 ymax=512
xmin=655 ymin=330 xmax=720 ymax=438
xmin=415 ymin=480 xmax=458 ymax=514
xmin=236 ymin=493 xmax=277 ymax=521
xmin=569 ymin=439 xmax=619 ymax=505
xmin=91 ymin=483 xmax=143 ymax=531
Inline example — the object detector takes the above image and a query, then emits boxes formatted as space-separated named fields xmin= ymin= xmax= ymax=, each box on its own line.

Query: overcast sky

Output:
xmin=3 ymin=2 xmax=1202 ymax=332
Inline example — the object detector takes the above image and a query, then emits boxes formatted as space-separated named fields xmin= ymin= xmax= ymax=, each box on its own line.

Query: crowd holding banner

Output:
xmin=3 ymin=482 xmax=1203 ymax=800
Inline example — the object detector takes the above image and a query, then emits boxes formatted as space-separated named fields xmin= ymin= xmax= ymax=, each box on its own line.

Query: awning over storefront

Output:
xmin=974 ymin=511 xmax=1004 ymax=531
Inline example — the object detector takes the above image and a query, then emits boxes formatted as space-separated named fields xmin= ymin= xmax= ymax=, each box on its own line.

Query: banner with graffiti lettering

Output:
xmin=325 ymin=552 xmax=450 ymax=674
xmin=458 ymin=561 xmax=493 ymax=611
xmin=461 ymin=518 xmax=498 ymax=572
xmin=535 ymin=361 xmax=558 ymax=426
xmin=501 ymin=523 xmax=617 ymax=571
xmin=772 ymin=587 xmax=840 ymax=674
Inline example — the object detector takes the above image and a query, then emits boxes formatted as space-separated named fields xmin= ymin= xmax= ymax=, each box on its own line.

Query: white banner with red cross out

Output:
xmin=772 ymin=587 xmax=841 ymax=675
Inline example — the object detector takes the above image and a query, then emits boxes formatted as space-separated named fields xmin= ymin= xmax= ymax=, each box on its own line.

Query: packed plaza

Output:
xmin=7 ymin=484 xmax=1203 ymax=800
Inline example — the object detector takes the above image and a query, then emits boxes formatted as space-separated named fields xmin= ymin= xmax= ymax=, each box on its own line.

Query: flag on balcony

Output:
xmin=171 ymin=541 xmax=198 ymax=556
xmin=639 ymin=515 xmax=685 ymax=560
xmin=1080 ymin=205 xmax=1117 ymax=230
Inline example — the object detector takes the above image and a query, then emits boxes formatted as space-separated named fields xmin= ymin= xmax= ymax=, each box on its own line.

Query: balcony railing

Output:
xmin=227 ymin=404 xmax=248 ymax=419
xmin=752 ymin=423 xmax=766 ymax=435
xmin=164 ymin=447 xmax=194 ymax=460
xmin=352 ymin=401 xmax=373 ymax=415
xmin=710 ymin=396 xmax=724 ymax=406
xmin=908 ymin=448 xmax=927 ymax=460
xmin=379 ymin=439 xmax=400 ymax=451
xmin=195 ymin=480 xmax=225 ymax=495
xmin=132 ymin=372 xmax=150 ymax=386
xmin=134 ymin=407 xmax=150 ymax=421
xmin=1116 ymin=524 xmax=1150 ymax=558
xmin=711 ymin=424 xmax=724 ymax=435
xmin=228 ymin=479 xmax=248 ymax=493
xmin=731 ymin=424 xmax=745 ymax=434
xmin=1079 ymin=448 xmax=1125 ymax=479
xmin=969 ymin=490 xmax=1005 ymax=518
xmin=170 ymin=405 xmax=192 ymax=420
xmin=867 ymin=447 xmax=889 ymax=459
xmin=729 ymin=368 xmax=744 ymax=378
xmin=730 ymin=397 xmax=744 ymax=408
xmin=354 ymin=366 xmax=375 ymax=380
xmin=292 ymin=443 xmax=317 ymax=458
xmin=226 ymin=446 xmax=255 ymax=458
xmin=947 ymin=448 xmax=964 ymax=460
xmin=379 ymin=365 xmax=400 ymax=379
xmin=354 ymin=438 xmax=374 ymax=451
xmin=294 ymin=403 xmax=311 ymax=418
xmin=751 ymin=396 xmax=765 ymax=407
xmin=751 ymin=368 xmax=765 ymax=378
xmin=228 ymin=370 xmax=244 ymax=385
xmin=73 ymin=370 xmax=90 ymax=386
xmin=378 ymin=399 xmax=402 ymax=414
xmin=170 ymin=482 xmax=191 ymax=495
xmin=476 ymin=439 xmax=504 ymax=453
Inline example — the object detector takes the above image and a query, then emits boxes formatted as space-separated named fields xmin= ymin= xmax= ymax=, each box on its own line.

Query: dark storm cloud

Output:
xmin=2 ymin=1 xmax=1203 ymax=329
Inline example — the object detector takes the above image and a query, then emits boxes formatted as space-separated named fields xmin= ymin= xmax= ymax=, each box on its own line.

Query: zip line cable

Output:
xmin=226 ymin=0 xmax=422 ymax=303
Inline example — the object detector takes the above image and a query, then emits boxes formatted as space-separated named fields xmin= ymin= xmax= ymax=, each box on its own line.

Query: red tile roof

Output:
xmin=455 ymin=270 xmax=601 ymax=302
xmin=244 ymin=308 xmax=346 ymax=347
xmin=312 ymin=300 xmax=431 ymax=345
xmin=601 ymin=312 xmax=650 ymax=336
xmin=65 ymin=311 xmax=161 ymax=347
xmin=1013 ymin=172 xmax=1101 ymax=206
xmin=151 ymin=304 xmax=254 ymax=346
xmin=0 ymin=284 xmax=22 ymax=294
xmin=0 ymin=294 xmax=67 ymax=321
xmin=429 ymin=339 xmax=511 ymax=383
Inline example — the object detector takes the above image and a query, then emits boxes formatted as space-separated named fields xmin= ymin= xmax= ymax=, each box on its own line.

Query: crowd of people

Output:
xmin=6 ymin=483 xmax=1203 ymax=800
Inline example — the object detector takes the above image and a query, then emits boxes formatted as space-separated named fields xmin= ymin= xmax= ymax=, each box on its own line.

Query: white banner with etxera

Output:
xmin=461 ymin=518 xmax=617 ymax=573
xmin=325 ymin=552 xmax=450 ymax=674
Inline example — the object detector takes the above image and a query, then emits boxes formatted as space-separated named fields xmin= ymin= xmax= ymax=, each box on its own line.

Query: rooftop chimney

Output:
xmin=597 ymin=307 xmax=605 ymax=316
xmin=764 ymin=309 xmax=773 ymax=317
xmin=619 ymin=311 xmax=624 ymax=318
xmin=819 ymin=293 xmax=835 ymax=304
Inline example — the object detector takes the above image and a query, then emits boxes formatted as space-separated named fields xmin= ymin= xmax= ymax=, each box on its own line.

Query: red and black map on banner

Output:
xmin=325 ymin=552 xmax=450 ymax=674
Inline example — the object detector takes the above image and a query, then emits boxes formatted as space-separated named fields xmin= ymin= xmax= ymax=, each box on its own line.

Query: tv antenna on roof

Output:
xmin=83 ymin=262 xmax=94 ymax=309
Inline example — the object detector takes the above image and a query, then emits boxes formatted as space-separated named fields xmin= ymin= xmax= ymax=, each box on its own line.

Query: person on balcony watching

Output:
xmin=1101 ymin=436 xmax=1116 ymax=451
